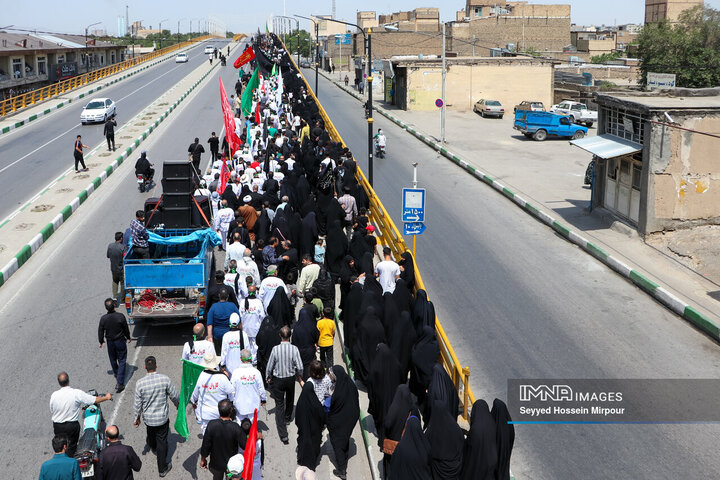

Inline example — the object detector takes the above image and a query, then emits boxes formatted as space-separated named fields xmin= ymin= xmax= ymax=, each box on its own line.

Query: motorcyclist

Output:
xmin=374 ymin=129 xmax=386 ymax=157
xmin=134 ymin=151 xmax=154 ymax=182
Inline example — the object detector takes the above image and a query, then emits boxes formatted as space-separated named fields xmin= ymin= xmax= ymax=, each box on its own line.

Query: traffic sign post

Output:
xmin=403 ymin=167 xmax=426 ymax=258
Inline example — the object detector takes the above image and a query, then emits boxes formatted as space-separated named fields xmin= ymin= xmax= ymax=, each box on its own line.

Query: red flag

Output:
xmin=255 ymin=102 xmax=260 ymax=125
xmin=233 ymin=46 xmax=256 ymax=69
xmin=242 ymin=409 xmax=258 ymax=480
xmin=217 ymin=157 xmax=231 ymax=194
xmin=219 ymin=78 xmax=242 ymax=154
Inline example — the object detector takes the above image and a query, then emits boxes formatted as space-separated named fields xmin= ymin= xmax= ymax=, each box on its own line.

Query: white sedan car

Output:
xmin=80 ymin=98 xmax=116 ymax=124
xmin=175 ymin=52 xmax=188 ymax=63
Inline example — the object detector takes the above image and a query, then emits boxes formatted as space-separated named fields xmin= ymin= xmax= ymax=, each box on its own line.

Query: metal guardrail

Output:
xmin=280 ymin=38 xmax=476 ymax=420
xmin=0 ymin=35 xmax=212 ymax=117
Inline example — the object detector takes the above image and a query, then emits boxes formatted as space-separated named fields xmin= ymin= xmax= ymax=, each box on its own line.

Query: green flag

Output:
xmin=241 ymin=66 xmax=260 ymax=117
xmin=271 ymin=63 xmax=277 ymax=77
xmin=173 ymin=359 xmax=204 ymax=438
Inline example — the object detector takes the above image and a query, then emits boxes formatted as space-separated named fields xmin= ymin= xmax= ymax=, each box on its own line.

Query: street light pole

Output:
xmin=158 ymin=18 xmax=168 ymax=49
xmin=276 ymin=16 xmax=300 ymax=65
xmin=294 ymin=15 xmax=319 ymax=96
xmin=441 ymin=22 xmax=446 ymax=143
xmin=85 ymin=21 xmax=101 ymax=73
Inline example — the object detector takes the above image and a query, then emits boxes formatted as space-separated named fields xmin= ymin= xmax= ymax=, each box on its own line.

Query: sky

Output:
xmin=4 ymin=0 xmax=720 ymax=36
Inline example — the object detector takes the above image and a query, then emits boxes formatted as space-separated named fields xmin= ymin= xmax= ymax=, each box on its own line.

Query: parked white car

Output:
xmin=204 ymin=45 xmax=215 ymax=54
xmin=550 ymin=100 xmax=597 ymax=127
xmin=175 ymin=52 xmax=188 ymax=63
xmin=80 ymin=98 xmax=116 ymax=124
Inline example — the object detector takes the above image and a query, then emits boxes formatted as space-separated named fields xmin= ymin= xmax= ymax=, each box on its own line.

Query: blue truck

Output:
xmin=123 ymin=229 xmax=220 ymax=324
xmin=514 ymin=110 xmax=588 ymax=141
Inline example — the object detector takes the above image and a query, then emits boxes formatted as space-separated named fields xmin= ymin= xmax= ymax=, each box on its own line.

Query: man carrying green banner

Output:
xmin=241 ymin=66 xmax=260 ymax=117
xmin=174 ymin=359 xmax=205 ymax=438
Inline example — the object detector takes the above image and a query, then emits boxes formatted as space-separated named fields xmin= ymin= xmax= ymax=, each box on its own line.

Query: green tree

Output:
xmin=638 ymin=5 xmax=720 ymax=87
xmin=285 ymin=29 xmax=312 ymax=58
xmin=591 ymin=51 xmax=623 ymax=64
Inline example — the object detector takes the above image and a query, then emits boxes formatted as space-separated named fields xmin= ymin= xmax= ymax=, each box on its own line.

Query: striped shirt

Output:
xmin=133 ymin=372 xmax=179 ymax=427
xmin=265 ymin=341 xmax=303 ymax=379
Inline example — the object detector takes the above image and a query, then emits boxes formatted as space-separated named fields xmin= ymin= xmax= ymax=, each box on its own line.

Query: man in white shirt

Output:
xmin=236 ymin=251 xmax=261 ymax=287
xmin=230 ymin=350 xmax=266 ymax=423
xmin=190 ymin=352 xmax=235 ymax=436
xmin=375 ymin=246 xmax=401 ymax=294
xmin=214 ymin=200 xmax=235 ymax=250
xmin=259 ymin=265 xmax=289 ymax=310
xmin=220 ymin=313 xmax=251 ymax=375
xmin=181 ymin=323 xmax=216 ymax=366
xmin=224 ymin=261 xmax=250 ymax=300
xmin=240 ymin=285 xmax=266 ymax=363
xmin=50 ymin=372 xmax=112 ymax=457
xmin=297 ymin=255 xmax=320 ymax=298
xmin=224 ymin=232 xmax=247 ymax=270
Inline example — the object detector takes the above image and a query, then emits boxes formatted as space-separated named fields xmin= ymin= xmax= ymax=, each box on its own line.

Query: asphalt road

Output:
xmin=0 ymin=41 xmax=244 ymax=478
xmin=0 ymin=40 xmax=228 ymax=222
xmin=307 ymin=70 xmax=720 ymax=479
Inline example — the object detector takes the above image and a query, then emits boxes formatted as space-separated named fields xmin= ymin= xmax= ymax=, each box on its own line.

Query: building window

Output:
xmin=57 ymin=54 xmax=65 ymax=63
xmin=607 ymin=158 xmax=618 ymax=180
xmin=474 ymin=6 xmax=482 ymax=16
xmin=602 ymin=106 xmax=645 ymax=144
xmin=632 ymin=163 xmax=642 ymax=190
xmin=12 ymin=58 xmax=22 ymax=78
xmin=38 ymin=56 xmax=46 ymax=75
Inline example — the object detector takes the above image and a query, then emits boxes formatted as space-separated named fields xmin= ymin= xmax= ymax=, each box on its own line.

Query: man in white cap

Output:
xmin=230 ymin=349 xmax=266 ymax=423
xmin=190 ymin=351 xmax=234 ymax=435
xmin=226 ymin=454 xmax=244 ymax=479
xmin=237 ymin=250 xmax=261 ymax=287
xmin=220 ymin=313 xmax=251 ymax=375
xmin=225 ymin=232 xmax=248 ymax=270
xmin=214 ymin=200 xmax=235 ymax=250
xmin=181 ymin=323 xmax=216 ymax=366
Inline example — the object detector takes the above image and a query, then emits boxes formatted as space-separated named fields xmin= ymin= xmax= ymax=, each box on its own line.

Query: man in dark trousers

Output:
xmin=97 ymin=425 xmax=142 ymax=479
xmin=104 ymin=114 xmax=117 ymax=151
xmin=205 ymin=270 xmax=239 ymax=321
xmin=265 ymin=326 xmax=304 ymax=444
xmin=200 ymin=400 xmax=247 ymax=480
xmin=107 ymin=232 xmax=126 ymax=306
xmin=208 ymin=132 xmax=220 ymax=162
xmin=188 ymin=137 xmax=205 ymax=173
xmin=99 ymin=298 xmax=132 ymax=393
xmin=74 ymin=134 xmax=90 ymax=173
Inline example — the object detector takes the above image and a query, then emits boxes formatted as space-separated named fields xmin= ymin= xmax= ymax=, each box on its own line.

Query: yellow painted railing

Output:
xmin=0 ymin=35 xmax=211 ymax=117
xmin=282 ymin=39 xmax=476 ymax=419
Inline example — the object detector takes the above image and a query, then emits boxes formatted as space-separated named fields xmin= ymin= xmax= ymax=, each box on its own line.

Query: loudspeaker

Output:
xmin=162 ymin=177 xmax=193 ymax=194
xmin=191 ymin=196 xmax=212 ymax=227
xmin=163 ymin=161 xmax=193 ymax=179
xmin=144 ymin=197 xmax=164 ymax=228
xmin=164 ymin=193 xmax=192 ymax=209
xmin=163 ymin=207 xmax=192 ymax=228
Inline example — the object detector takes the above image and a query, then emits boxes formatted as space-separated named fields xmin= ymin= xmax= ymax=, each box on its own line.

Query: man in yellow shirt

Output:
xmin=317 ymin=307 xmax=336 ymax=369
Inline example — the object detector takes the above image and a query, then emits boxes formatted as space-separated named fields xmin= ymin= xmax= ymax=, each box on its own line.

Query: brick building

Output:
xmin=449 ymin=1 xmax=571 ymax=56
xmin=645 ymin=0 xmax=703 ymax=24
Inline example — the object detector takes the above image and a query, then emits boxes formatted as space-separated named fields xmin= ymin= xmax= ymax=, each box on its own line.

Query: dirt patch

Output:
xmin=142 ymin=116 xmax=154 ymax=120
xmin=76 ymin=174 xmax=90 ymax=179
xmin=88 ymin=163 xmax=101 ymax=168
xmin=56 ymin=188 xmax=73 ymax=193
xmin=646 ymin=225 xmax=720 ymax=284
xmin=99 ymin=153 xmax=112 ymax=156
xmin=14 ymin=223 xmax=34 ymax=231
xmin=158 ymin=103 xmax=168 ymax=106
xmin=0 ymin=244 xmax=4 ymax=253
xmin=121 ymin=136 xmax=132 ymax=139
xmin=31 ymin=204 xmax=54 ymax=212
xmin=136 ymin=122 xmax=147 ymax=126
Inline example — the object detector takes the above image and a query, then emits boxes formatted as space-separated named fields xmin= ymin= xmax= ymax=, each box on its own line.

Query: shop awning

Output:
xmin=570 ymin=134 xmax=642 ymax=159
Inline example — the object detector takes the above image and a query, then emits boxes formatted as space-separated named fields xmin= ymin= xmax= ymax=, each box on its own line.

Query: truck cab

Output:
xmin=513 ymin=110 xmax=588 ymax=141
xmin=549 ymin=100 xmax=598 ymax=127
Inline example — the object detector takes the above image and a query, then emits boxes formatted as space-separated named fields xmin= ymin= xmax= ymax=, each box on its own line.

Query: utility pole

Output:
xmin=441 ymin=22 xmax=446 ymax=143
xmin=411 ymin=162 xmax=419 ymax=258
xmin=367 ymin=27 xmax=373 ymax=186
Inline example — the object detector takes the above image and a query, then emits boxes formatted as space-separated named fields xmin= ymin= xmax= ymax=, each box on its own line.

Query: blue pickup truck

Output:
xmin=514 ymin=110 xmax=587 ymax=141
xmin=123 ymin=229 xmax=220 ymax=324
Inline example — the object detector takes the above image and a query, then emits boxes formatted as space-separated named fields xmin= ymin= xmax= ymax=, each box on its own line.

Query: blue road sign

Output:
xmin=402 ymin=188 xmax=426 ymax=223
xmin=335 ymin=34 xmax=351 ymax=45
xmin=404 ymin=222 xmax=426 ymax=236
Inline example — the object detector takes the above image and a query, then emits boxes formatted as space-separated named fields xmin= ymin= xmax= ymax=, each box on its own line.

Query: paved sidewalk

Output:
xmin=0 ymin=42 xmax=200 ymax=135
xmin=318 ymin=69 xmax=720 ymax=338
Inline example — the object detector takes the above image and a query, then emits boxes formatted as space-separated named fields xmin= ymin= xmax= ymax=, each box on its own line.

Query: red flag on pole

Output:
xmin=233 ymin=46 xmax=256 ymax=68
xmin=241 ymin=409 xmax=258 ymax=480
xmin=219 ymin=78 xmax=242 ymax=154
xmin=255 ymin=102 xmax=261 ymax=125
xmin=217 ymin=157 xmax=230 ymax=194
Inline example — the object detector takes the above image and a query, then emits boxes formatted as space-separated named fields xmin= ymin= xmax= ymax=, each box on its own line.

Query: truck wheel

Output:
xmin=572 ymin=131 xmax=585 ymax=139
xmin=533 ymin=129 xmax=547 ymax=141
xmin=585 ymin=122 xmax=594 ymax=128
